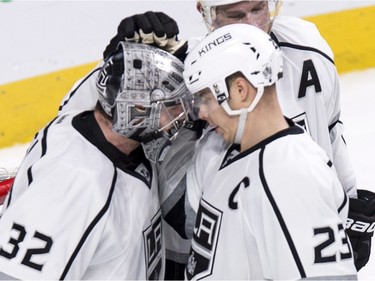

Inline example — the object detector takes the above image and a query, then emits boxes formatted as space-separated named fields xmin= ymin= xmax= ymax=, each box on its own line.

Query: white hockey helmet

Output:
xmin=96 ymin=42 xmax=191 ymax=142
xmin=197 ymin=0 xmax=282 ymax=31
xmin=183 ymin=23 xmax=283 ymax=116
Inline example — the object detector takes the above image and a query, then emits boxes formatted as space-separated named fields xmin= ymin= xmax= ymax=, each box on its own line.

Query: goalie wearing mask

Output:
xmin=0 ymin=42 xmax=191 ymax=280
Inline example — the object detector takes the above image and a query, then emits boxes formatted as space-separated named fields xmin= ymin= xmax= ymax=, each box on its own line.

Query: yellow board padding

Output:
xmin=1 ymin=6 xmax=375 ymax=149
xmin=305 ymin=5 xmax=375 ymax=74
xmin=0 ymin=61 xmax=98 ymax=148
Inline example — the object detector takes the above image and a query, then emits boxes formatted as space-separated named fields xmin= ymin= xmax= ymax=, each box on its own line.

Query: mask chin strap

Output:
xmin=233 ymin=86 xmax=264 ymax=144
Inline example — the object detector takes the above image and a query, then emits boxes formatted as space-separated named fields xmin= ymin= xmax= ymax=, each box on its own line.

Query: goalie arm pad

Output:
xmin=346 ymin=189 xmax=375 ymax=271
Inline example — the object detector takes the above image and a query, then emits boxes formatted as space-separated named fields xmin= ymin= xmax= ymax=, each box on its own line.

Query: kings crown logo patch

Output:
xmin=185 ymin=199 xmax=222 ymax=280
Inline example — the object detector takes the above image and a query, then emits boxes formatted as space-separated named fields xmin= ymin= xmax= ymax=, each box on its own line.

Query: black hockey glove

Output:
xmin=103 ymin=11 xmax=188 ymax=61
xmin=346 ymin=189 xmax=375 ymax=271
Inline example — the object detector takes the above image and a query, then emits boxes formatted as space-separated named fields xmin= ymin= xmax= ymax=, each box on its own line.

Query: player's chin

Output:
xmin=215 ymin=127 xmax=228 ymax=140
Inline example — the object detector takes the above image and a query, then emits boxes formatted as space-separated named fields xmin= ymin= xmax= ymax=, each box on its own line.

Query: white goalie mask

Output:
xmin=183 ymin=23 xmax=283 ymax=117
xmin=96 ymin=42 xmax=191 ymax=143
xmin=197 ymin=0 xmax=282 ymax=32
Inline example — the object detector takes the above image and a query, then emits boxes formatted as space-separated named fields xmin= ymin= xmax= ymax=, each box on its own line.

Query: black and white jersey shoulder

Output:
xmin=271 ymin=16 xmax=357 ymax=197
xmin=0 ymin=111 xmax=163 ymax=280
xmin=58 ymin=62 xmax=102 ymax=115
xmin=186 ymin=125 xmax=357 ymax=280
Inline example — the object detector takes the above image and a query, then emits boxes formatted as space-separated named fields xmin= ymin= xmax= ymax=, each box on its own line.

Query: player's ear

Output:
xmin=233 ymin=77 xmax=252 ymax=103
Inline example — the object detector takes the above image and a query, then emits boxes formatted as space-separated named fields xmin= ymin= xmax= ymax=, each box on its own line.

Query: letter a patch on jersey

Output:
xmin=298 ymin=59 xmax=322 ymax=98
xmin=186 ymin=199 xmax=222 ymax=280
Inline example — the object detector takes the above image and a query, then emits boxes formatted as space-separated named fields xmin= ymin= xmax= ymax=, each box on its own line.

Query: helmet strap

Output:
xmin=247 ymin=86 xmax=264 ymax=113
xmin=223 ymin=84 xmax=264 ymax=116
xmin=233 ymin=85 xmax=264 ymax=144
xmin=234 ymin=108 xmax=248 ymax=144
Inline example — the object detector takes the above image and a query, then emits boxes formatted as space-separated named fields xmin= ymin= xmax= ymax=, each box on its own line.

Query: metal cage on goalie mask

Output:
xmin=197 ymin=0 xmax=282 ymax=31
xmin=96 ymin=42 xmax=190 ymax=141
xmin=183 ymin=23 xmax=283 ymax=116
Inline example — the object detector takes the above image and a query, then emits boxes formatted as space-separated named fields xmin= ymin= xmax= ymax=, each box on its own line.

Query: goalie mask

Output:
xmin=197 ymin=0 xmax=282 ymax=32
xmin=96 ymin=42 xmax=191 ymax=143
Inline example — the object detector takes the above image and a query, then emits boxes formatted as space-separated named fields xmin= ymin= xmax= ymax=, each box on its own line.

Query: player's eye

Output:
xmin=224 ymin=11 xmax=247 ymax=20
xmin=253 ymin=2 xmax=268 ymax=14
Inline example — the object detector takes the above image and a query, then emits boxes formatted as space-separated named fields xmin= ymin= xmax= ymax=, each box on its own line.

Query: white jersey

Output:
xmin=59 ymin=16 xmax=357 ymax=197
xmin=58 ymin=63 xmax=102 ymax=114
xmin=271 ymin=16 xmax=356 ymax=197
xmin=55 ymin=16 xmax=357 ymax=275
xmin=0 ymin=111 xmax=164 ymax=280
xmin=185 ymin=125 xmax=357 ymax=280
xmin=187 ymin=16 xmax=357 ymax=197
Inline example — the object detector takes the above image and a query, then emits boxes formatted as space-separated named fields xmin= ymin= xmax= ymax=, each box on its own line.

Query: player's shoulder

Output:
xmin=263 ymin=129 xmax=331 ymax=178
xmin=271 ymin=16 xmax=333 ymax=58
xmin=32 ymin=110 xmax=82 ymax=148
xmin=58 ymin=62 xmax=103 ymax=115
xmin=260 ymin=131 xmax=345 ymax=209
xmin=38 ymin=111 xmax=117 ymax=191
xmin=45 ymin=111 xmax=90 ymax=147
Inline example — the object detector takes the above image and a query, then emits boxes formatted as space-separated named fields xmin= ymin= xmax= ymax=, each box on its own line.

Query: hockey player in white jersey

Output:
xmin=0 ymin=42 xmax=191 ymax=280
xmin=55 ymin=1 xmax=375 ymax=277
xmin=183 ymin=23 xmax=357 ymax=280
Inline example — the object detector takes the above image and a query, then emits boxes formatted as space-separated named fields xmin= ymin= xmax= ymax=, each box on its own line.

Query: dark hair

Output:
xmin=225 ymin=71 xmax=246 ymax=90
xmin=225 ymin=71 xmax=275 ymax=95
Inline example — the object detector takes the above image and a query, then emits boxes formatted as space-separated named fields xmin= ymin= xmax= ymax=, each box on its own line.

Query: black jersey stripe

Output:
xmin=58 ymin=67 xmax=100 ymax=112
xmin=41 ymin=116 xmax=58 ymax=157
xmin=27 ymin=167 xmax=33 ymax=186
xmin=328 ymin=120 xmax=347 ymax=145
xmin=6 ymin=118 xmax=57 ymax=208
xmin=270 ymin=32 xmax=334 ymax=65
xmin=59 ymin=167 xmax=118 ymax=280
xmin=328 ymin=120 xmax=343 ymax=132
xmin=26 ymin=139 xmax=38 ymax=155
xmin=338 ymin=186 xmax=348 ymax=214
xmin=259 ymin=147 xmax=306 ymax=278
xmin=28 ymin=117 xmax=57 ymax=186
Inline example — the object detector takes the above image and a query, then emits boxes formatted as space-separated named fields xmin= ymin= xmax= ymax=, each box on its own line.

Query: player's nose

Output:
xmin=198 ymin=105 xmax=209 ymax=120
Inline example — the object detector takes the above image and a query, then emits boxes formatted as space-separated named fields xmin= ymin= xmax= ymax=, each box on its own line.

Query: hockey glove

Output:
xmin=103 ymin=11 xmax=188 ymax=61
xmin=346 ymin=189 xmax=375 ymax=271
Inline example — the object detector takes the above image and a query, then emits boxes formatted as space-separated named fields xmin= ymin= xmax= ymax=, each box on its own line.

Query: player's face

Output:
xmin=213 ymin=1 xmax=271 ymax=33
xmin=194 ymin=89 xmax=238 ymax=143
